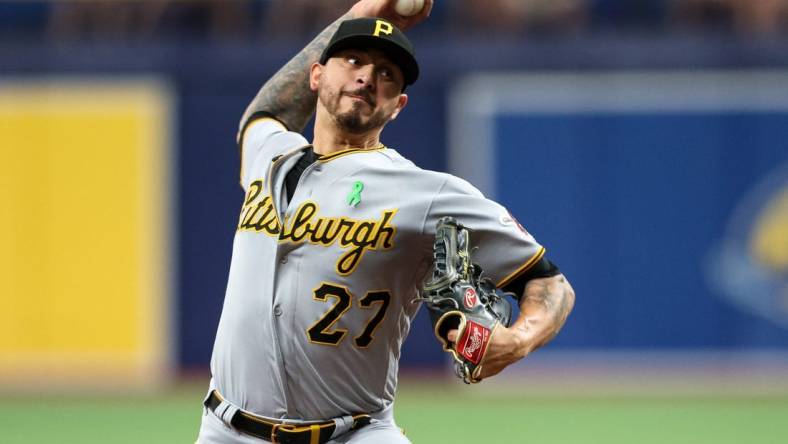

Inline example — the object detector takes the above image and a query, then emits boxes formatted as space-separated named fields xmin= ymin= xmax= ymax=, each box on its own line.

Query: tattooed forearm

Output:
xmin=240 ymin=11 xmax=355 ymax=133
xmin=519 ymin=274 xmax=575 ymax=347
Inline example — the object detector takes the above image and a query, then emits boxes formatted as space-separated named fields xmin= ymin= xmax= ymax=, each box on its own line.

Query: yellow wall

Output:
xmin=0 ymin=80 xmax=172 ymax=389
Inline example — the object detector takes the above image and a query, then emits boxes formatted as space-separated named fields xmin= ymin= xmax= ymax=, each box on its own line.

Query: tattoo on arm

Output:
xmin=521 ymin=275 xmax=575 ymax=344
xmin=240 ymin=11 xmax=354 ymax=134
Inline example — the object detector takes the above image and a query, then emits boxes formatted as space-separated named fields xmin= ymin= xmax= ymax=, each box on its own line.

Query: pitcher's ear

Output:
xmin=390 ymin=94 xmax=409 ymax=120
xmin=310 ymin=63 xmax=324 ymax=92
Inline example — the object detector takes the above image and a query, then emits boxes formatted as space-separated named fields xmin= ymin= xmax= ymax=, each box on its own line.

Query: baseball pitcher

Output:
xmin=196 ymin=1 xmax=575 ymax=443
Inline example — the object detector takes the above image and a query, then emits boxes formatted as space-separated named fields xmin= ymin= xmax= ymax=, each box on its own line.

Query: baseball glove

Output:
xmin=418 ymin=217 xmax=513 ymax=384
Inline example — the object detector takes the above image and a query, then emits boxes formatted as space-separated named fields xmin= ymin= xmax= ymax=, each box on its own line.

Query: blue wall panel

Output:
xmin=496 ymin=112 xmax=788 ymax=349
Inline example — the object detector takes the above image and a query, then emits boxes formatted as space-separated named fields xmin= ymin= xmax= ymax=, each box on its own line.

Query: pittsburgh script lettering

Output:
xmin=238 ymin=179 xmax=397 ymax=275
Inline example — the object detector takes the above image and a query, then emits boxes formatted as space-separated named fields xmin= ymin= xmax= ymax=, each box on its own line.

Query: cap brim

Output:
xmin=320 ymin=35 xmax=419 ymax=87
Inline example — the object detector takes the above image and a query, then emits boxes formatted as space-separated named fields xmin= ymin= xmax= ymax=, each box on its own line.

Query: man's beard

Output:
xmin=319 ymin=86 xmax=391 ymax=134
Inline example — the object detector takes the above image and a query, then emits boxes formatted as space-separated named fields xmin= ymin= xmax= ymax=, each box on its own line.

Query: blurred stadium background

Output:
xmin=2 ymin=1 xmax=788 ymax=443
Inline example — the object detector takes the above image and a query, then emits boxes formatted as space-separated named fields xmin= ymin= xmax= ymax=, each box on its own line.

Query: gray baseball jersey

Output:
xmin=208 ymin=117 xmax=544 ymax=421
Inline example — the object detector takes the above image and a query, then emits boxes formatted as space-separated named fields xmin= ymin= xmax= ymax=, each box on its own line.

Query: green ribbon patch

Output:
xmin=346 ymin=181 xmax=364 ymax=207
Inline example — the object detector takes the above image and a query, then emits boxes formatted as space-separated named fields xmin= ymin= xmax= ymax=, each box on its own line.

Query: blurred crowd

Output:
xmin=2 ymin=0 xmax=788 ymax=43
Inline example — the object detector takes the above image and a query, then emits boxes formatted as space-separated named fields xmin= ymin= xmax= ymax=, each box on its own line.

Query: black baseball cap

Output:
xmin=319 ymin=17 xmax=419 ymax=88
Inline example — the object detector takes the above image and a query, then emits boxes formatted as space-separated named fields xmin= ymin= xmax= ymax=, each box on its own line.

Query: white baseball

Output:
xmin=394 ymin=0 xmax=424 ymax=17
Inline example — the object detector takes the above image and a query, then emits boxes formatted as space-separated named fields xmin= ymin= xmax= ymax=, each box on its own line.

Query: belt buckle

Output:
xmin=271 ymin=422 xmax=299 ymax=444
xmin=272 ymin=422 xmax=320 ymax=444
xmin=270 ymin=423 xmax=281 ymax=444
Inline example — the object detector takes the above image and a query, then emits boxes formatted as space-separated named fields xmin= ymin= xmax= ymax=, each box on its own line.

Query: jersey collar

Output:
xmin=317 ymin=144 xmax=386 ymax=163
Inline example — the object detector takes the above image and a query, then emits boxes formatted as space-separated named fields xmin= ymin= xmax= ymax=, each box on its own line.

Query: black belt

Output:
xmin=204 ymin=390 xmax=372 ymax=444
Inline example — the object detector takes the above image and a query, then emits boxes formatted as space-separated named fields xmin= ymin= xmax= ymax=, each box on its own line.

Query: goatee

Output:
xmin=319 ymin=87 xmax=390 ymax=134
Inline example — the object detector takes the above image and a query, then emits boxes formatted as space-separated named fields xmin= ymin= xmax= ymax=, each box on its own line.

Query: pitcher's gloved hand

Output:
xmin=417 ymin=217 xmax=514 ymax=384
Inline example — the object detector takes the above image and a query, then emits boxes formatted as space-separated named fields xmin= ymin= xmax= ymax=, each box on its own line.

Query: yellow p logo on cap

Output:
xmin=373 ymin=19 xmax=393 ymax=37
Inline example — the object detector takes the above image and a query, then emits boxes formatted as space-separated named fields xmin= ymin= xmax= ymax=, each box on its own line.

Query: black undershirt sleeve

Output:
xmin=285 ymin=147 xmax=319 ymax=202
xmin=501 ymin=257 xmax=561 ymax=301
